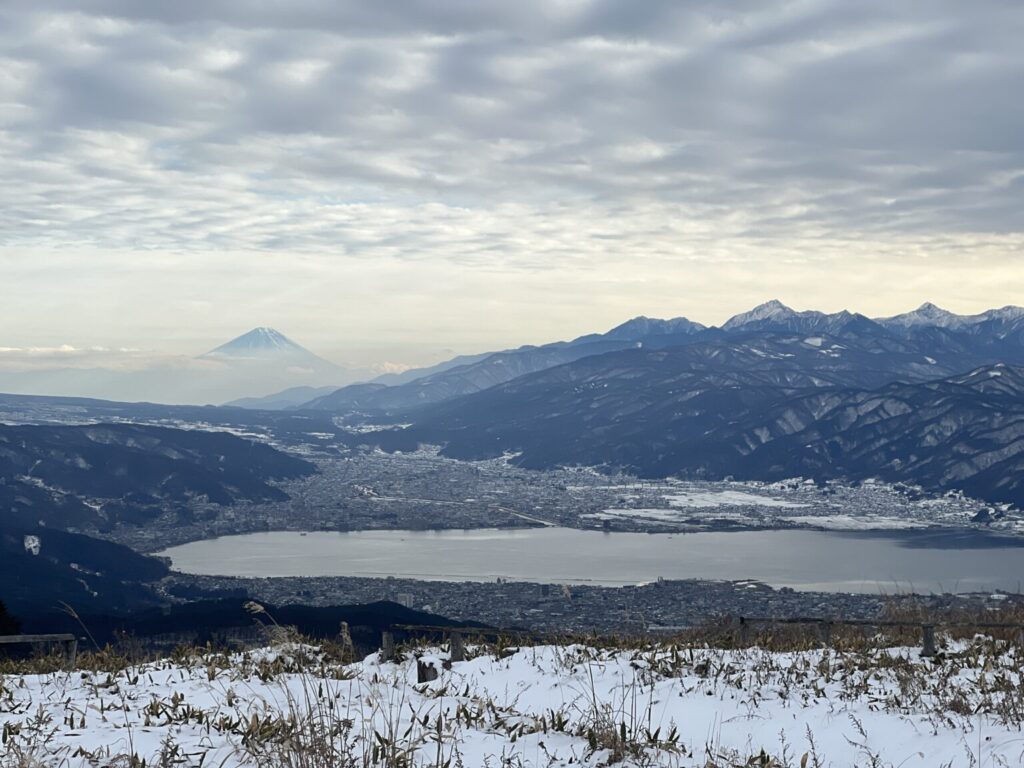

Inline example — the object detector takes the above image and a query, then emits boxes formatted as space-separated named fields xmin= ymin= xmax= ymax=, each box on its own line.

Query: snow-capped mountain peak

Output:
xmin=205 ymin=327 xmax=308 ymax=358
xmin=982 ymin=305 xmax=1024 ymax=323
xmin=721 ymin=300 xmax=796 ymax=330
xmin=877 ymin=302 xmax=961 ymax=328
xmin=603 ymin=315 xmax=705 ymax=340
xmin=911 ymin=302 xmax=950 ymax=318
xmin=876 ymin=303 xmax=1024 ymax=331
xmin=201 ymin=328 xmax=342 ymax=375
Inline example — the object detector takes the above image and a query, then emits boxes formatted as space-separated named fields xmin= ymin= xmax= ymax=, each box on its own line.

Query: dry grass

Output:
xmin=3 ymin=601 xmax=1024 ymax=767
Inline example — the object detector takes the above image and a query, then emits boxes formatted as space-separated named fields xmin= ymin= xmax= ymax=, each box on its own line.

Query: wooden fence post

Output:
xmin=921 ymin=624 xmax=936 ymax=657
xmin=62 ymin=638 xmax=78 ymax=669
xmin=381 ymin=631 xmax=396 ymax=662
xmin=450 ymin=631 xmax=465 ymax=662
xmin=818 ymin=621 xmax=832 ymax=648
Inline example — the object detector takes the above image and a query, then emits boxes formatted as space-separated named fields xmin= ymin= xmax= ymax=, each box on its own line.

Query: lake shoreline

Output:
xmin=159 ymin=526 xmax=1024 ymax=594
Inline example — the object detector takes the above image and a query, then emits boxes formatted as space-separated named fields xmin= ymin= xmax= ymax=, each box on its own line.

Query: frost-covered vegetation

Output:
xmin=2 ymin=624 xmax=1023 ymax=767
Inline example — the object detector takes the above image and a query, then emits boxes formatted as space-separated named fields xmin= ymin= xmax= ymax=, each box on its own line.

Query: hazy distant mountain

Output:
xmin=202 ymin=327 xmax=346 ymax=377
xmin=303 ymin=341 xmax=629 ymax=411
xmin=0 ymin=328 xmax=360 ymax=405
xmin=225 ymin=384 xmax=340 ymax=410
xmin=301 ymin=300 xmax=1024 ymax=415
xmin=348 ymin=318 xmax=705 ymax=392
xmin=197 ymin=328 xmax=365 ymax=405
xmin=302 ymin=316 xmax=708 ymax=412
xmin=370 ymin=352 xmax=495 ymax=386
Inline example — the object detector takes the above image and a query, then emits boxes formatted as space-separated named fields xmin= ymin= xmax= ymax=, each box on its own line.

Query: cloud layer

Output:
xmin=1 ymin=1 xmax=1023 ymax=356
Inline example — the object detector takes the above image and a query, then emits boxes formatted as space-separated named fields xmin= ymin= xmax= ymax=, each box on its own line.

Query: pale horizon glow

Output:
xmin=1 ymin=1 xmax=1023 ymax=375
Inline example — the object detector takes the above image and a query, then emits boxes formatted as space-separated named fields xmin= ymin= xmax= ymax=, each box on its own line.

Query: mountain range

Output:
xmin=286 ymin=301 xmax=1024 ymax=414
xmin=4 ymin=300 xmax=1024 ymax=512
xmin=291 ymin=316 xmax=709 ymax=412
xmin=300 ymin=301 xmax=1024 ymax=509
xmin=4 ymin=300 xmax=1024 ymax=614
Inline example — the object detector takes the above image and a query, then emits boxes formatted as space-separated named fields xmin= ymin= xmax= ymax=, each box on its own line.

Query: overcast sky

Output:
xmin=1 ymin=1 xmax=1022 ymax=366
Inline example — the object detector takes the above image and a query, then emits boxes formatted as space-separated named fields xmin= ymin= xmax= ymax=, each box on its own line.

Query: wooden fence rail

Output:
xmin=736 ymin=616 xmax=1024 ymax=657
xmin=385 ymin=617 xmax=1024 ymax=661
xmin=0 ymin=633 xmax=78 ymax=667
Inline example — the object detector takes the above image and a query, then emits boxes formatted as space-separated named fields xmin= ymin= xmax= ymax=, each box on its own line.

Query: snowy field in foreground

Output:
xmin=2 ymin=640 xmax=1022 ymax=767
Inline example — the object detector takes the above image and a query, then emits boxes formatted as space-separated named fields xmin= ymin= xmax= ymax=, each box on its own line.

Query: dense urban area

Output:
xmin=165 ymin=571 xmax=1024 ymax=634
xmin=94 ymin=446 xmax=1019 ymax=634
xmin=108 ymin=447 xmax=1022 ymax=554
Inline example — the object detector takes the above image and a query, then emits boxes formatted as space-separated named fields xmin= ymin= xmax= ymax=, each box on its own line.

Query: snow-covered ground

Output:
xmin=779 ymin=514 xmax=931 ymax=531
xmin=3 ymin=638 xmax=1022 ymax=767
xmin=663 ymin=490 xmax=808 ymax=509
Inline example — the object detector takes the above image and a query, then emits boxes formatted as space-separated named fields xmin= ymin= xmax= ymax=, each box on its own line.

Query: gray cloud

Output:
xmin=0 ymin=1 xmax=1023 ymax=356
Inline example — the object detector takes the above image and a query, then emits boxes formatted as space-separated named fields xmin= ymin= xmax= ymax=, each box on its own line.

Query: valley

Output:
xmin=4 ymin=301 xmax=1024 ymax=639
xmin=7 ymin=9 xmax=1022 ymax=762
xmin=41 ymin=447 xmax=1022 ymax=555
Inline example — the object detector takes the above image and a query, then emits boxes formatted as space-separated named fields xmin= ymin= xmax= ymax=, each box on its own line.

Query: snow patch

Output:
xmin=664 ymin=490 xmax=808 ymax=509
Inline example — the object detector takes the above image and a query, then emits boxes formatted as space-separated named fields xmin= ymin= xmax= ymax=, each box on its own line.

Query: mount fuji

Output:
xmin=203 ymin=327 xmax=339 ymax=370
xmin=195 ymin=328 xmax=355 ymax=405
xmin=0 ymin=328 xmax=356 ymax=406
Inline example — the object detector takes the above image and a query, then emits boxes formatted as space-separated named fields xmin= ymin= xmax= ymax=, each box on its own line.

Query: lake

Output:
xmin=158 ymin=527 xmax=1024 ymax=594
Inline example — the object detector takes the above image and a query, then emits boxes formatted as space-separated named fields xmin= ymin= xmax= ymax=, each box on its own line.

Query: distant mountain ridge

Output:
xmin=225 ymin=385 xmax=339 ymax=410
xmin=879 ymin=302 xmax=1024 ymax=331
xmin=322 ymin=301 xmax=1024 ymax=508
xmin=304 ymin=339 xmax=638 ymax=411
xmin=300 ymin=314 xmax=713 ymax=412
xmin=296 ymin=301 xmax=1024 ymax=414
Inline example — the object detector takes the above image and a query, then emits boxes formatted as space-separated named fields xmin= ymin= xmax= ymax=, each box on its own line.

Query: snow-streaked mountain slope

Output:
xmin=876 ymin=301 xmax=968 ymax=329
xmin=301 ymin=315 xmax=708 ymax=411
xmin=878 ymin=302 xmax=1024 ymax=330
xmin=721 ymin=298 xmax=799 ymax=329
xmin=721 ymin=300 xmax=881 ymax=337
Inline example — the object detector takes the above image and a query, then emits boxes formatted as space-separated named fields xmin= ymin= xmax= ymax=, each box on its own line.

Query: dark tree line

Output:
xmin=0 ymin=599 xmax=20 ymax=634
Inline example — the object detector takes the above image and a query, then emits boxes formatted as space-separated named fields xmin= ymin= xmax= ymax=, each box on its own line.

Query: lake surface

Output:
xmin=159 ymin=527 xmax=1024 ymax=594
